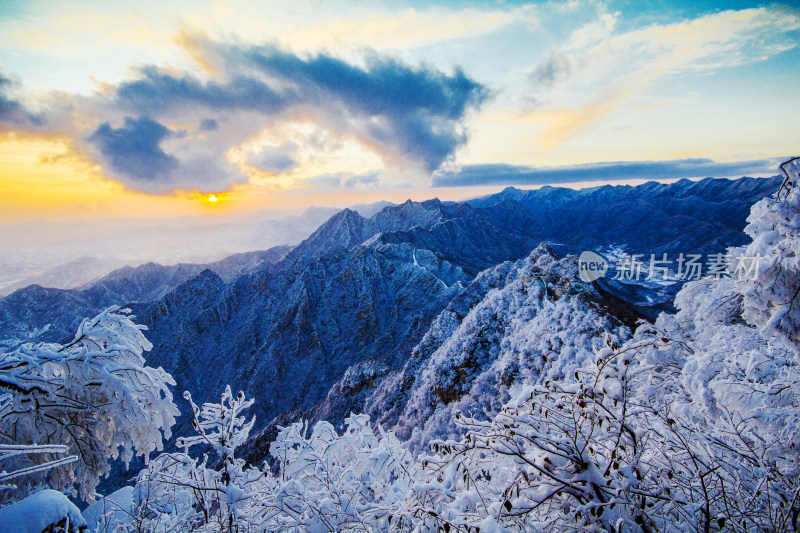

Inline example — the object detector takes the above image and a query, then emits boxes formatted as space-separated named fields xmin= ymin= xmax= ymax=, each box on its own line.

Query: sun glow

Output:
xmin=208 ymin=194 xmax=218 ymax=202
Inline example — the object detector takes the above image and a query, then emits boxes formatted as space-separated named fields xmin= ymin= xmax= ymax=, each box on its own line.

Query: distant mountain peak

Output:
xmin=335 ymin=207 xmax=363 ymax=219
xmin=420 ymin=197 xmax=444 ymax=209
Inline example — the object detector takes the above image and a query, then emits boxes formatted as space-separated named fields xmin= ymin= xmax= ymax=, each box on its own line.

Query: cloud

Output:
xmin=239 ymin=44 xmax=483 ymax=122
xmin=87 ymin=116 xmax=178 ymax=182
xmin=6 ymin=37 xmax=485 ymax=193
xmin=274 ymin=7 xmax=525 ymax=52
xmin=306 ymin=171 xmax=381 ymax=190
xmin=198 ymin=118 xmax=218 ymax=131
xmin=117 ymin=38 xmax=488 ymax=176
xmin=529 ymin=52 xmax=571 ymax=89
xmin=432 ymin=158 xmax=783 ymax=187
xmin=531 ymin=79 xmax=640 ymax=151
xmin=0 ymin=37 xmax=486 ymax=193
xmin=114 ymin=67 xmax=293 ymax=115
xmin=0 ymin=73 xmax=44 ymax=130
xmin=526 ymin=6 xmax=800 ymax=149
xmin=247 ymin=143 xmax=298 ymax=174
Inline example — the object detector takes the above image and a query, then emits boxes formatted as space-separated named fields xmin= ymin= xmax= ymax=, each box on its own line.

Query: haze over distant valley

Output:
xmin=0 ymin=203 xmax=398 ymax=296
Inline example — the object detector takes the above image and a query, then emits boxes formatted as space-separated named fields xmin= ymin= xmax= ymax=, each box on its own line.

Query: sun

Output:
xmin=208 ymin=194 xmax=218 ymax=203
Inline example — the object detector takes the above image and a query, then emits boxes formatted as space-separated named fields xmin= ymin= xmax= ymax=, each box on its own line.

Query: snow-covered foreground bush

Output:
xmin=126 ymin=391 xmax=422 ymax=532
xmin=121 ymin=320 xmax=798 ymax=532
xmin=736 ymin=157 xmax=800 ymax=355
xmin=0 ymin=308 xmax=179 ymax=505
xmin=127 ymin=386 xmax=269 ymax=532
xmin=422 ymin=319 xmax=798 ymax=531
xmin=123 ymin=289 xmax=797 ymax=532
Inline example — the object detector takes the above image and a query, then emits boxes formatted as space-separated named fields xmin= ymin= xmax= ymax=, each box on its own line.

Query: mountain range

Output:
xmin=0 ymin=176 xmax=782 ymax=482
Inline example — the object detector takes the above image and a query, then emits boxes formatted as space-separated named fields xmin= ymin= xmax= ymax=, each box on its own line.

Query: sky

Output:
xmin=0 ymin=0 xmax=798 ymax=222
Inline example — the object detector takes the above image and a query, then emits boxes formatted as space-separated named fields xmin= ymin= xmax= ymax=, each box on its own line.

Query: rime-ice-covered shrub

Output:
xmin=621 ymin=276 xmax=800 ymax=531
xmin=131 ymin=386 xmax=265 ymax=533
xmin=130 ymin=400 xmax=420 ymax=532
xmin=641 ymin=276 xmax=800 ymax=473
xmin=0 ymin=308 xmax=179 ymax=501
xmin=412 ymin=334 xmax=676 ymax=532
xmin=417 ymin=316 xmax=798 ymax=532
xmin=264 ymin=413 xmax=420 ymax=531
xmin=736 ymin=158 xmax=800 ymax=355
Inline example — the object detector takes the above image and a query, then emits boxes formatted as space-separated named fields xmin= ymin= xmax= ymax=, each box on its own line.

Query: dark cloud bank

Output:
xmin=433 ymin=159 xmax=783 ymax=188
xmin=0 ymin=73 xmax=44 ymax=129
xmin=88 ymin=42 xmax=488 ymax=192
xmin=88 ymin=117 xmax=179 ymax=182
xmin=2 ymin=41 xmax=488 ymax=193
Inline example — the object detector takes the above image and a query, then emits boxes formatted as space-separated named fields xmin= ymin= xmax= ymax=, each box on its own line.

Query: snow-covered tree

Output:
xmin=131 ymin=386 xmax=265 ymax=532
xmin=411 ymin=334 xmax=673 ymax=532
xmin=621 ymin=272 xmax=800 ymax=530
xmin=413 ymin=305 xmax=798 ymax=532
xmin=130 ymin=404 xmax=422 ymax=532
xmin=736 ymin=157 xmax=800 ymax=355
xmin=0 ymin=307 xmax=179 ymax=502
xmin=264 ymin=413 xmax=419 ymax=531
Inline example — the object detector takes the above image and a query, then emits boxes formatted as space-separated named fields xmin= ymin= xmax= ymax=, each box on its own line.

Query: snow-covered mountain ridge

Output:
xmin=0 ymin=176 xmax=781 ymax=449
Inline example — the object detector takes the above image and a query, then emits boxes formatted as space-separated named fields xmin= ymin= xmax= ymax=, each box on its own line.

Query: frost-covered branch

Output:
xmin=0 ymin=307 xmax=179 ymax=502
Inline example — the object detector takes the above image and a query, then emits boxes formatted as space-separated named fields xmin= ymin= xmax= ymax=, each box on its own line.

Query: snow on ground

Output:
xmin=0 ymin=489 xmax=86 ymax=533
xmin=83 ymin=486 xmax=134 ymax=532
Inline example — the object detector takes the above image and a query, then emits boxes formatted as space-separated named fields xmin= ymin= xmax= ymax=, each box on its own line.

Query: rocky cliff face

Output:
xmin=132 ymin=192 xmax=562 ymax=429
xmin=240 ymin=245 xmax=633 ymax=466
xmin=135 ymin=244 xmax=466 ymax=438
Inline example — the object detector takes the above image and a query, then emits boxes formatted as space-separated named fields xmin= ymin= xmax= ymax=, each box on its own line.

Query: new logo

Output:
xmin=578 ymin=251 xmax=608 ymax=282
